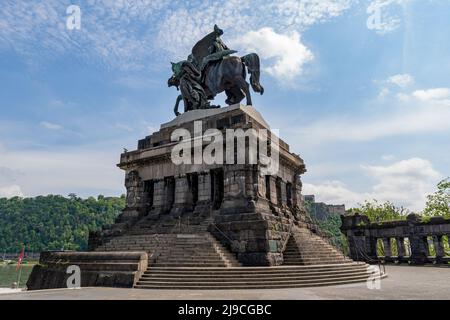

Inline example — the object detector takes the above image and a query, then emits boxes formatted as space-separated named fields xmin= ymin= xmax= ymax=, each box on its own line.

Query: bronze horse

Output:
xmin=168 ymin=53 xmax=264 ymax=116
xmin=168 ymin=25 xmax=264 ymax=116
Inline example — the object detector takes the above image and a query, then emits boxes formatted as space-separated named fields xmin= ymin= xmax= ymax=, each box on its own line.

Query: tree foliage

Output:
xmin=304 ymin=198 xmax=348 ymax=253
xmin=348 ymin=200 xmax=409 ymax=222
xmin=423 ymin=178 xmax=450 ymax=218
xmin=0 ymin=194 xmax=125 ymax=253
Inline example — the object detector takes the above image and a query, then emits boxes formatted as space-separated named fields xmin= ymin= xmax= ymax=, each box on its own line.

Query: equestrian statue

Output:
xmin=168 ymin=25 xmax=264 ymax=116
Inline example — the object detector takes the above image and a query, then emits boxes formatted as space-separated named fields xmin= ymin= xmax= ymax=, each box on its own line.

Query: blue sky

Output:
xmin=0 ymin=0 xmax=449 ymax=211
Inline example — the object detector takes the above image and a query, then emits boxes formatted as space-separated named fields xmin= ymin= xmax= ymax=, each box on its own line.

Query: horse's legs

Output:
xmin=235 ymin=77 xmax=252 ymax=106
xmin=174 ymin=95 xmax=183 ymax=116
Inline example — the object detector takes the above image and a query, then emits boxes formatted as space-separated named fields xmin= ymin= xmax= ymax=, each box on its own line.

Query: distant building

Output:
xmin=304 ymin=195 xmax=346 ymax=221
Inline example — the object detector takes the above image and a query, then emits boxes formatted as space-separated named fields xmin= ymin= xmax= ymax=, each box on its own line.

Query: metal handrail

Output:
xmin=281 ymin=220 xmax=295 ymax=252
xmin=210 ymin=223 xmax=235 ymax=245
xmin=355 ymin=243 xmax=386 ymax=275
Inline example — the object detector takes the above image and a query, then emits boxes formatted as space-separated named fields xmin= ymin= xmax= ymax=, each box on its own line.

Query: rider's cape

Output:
xmin=191 ymin=30 xmax=217 ymax=67
xmin=191 ymin=30 xmax=237 ymax=72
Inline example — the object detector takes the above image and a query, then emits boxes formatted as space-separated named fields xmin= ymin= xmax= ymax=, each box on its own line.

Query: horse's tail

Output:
xmin=241 ymin=53 xmax=264 ymax=95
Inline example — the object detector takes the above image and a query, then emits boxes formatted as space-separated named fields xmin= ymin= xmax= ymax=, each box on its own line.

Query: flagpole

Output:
xmin=15 ymin=245 xmax=25 ymax=289
xmin=17 ymin=265 xmax=22 ymax=288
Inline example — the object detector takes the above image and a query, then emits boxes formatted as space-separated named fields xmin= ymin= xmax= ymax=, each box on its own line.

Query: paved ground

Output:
xmin=0 ymin=289 xmax=21 ymax=294
xmin=0 ymin=265 xmax=449 ymax=300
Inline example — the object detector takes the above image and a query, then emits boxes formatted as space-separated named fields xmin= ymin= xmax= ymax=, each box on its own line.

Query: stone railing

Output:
xmin=341 ymin=213 xmax=450 ymax=265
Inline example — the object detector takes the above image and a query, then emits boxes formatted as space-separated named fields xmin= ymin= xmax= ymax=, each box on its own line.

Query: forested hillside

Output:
xmin=0 ymin=194 xmax=125 ymax=253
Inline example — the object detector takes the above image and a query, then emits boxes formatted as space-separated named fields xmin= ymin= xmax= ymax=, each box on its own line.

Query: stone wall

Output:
xmin=27 ymin=251 xmax=148 ymax=290
xmin=304 ymin=195 xmax=346 ymax=221
xmin=341 ymin=213 xmax=450 ymax=264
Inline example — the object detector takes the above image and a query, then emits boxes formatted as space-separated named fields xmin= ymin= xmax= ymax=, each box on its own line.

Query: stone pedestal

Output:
xmin=91 ymin=104 xmax=307 ymax=266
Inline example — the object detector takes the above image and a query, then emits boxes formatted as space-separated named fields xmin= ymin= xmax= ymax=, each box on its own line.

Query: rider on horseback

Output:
xmin=168 ymin=25 xmax=264 ymax=116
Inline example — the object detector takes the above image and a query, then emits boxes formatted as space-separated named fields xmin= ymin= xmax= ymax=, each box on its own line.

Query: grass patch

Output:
xmin=0 ymin=263 xmax=35 ymax=288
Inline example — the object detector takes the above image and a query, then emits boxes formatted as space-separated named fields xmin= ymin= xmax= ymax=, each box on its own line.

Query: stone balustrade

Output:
xmin=341 ymin=213 xmax=450 ymax=265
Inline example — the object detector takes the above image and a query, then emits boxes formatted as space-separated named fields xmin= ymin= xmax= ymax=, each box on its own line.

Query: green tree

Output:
xmin=423 ymin=178 xmax=450 ymax=218
xmin=0 ymin=194 xmax=126 ymax=253
xmin=348 ymin=200 xmax=409 ymax=222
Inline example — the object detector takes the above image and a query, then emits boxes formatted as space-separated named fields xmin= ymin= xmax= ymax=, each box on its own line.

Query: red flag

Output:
xmin=16 ymin=246 xmax=24 ymax=271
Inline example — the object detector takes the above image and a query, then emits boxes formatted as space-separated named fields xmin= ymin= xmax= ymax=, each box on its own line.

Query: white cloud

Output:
xmin=304 ymin=158 xmax=442 ymax=211
xmin=0 ymin=185 xmax=24 ymax=198
xmin=231 ymin=28 xmax=314 ymax=81
xmin=156 ymin=0 xmax=352 ymax=57
xmin=387 ymin=73 xmax=414 ymax=87
xmin=0 ymin=1 xmax=169 ymax=70
xmin=0 ymin=1 xmax=353 ymax=72
xmin=381 ymin=154 xmax=395 ymax=161
xmin=293 ymin=97 xmax=450 ymax=143
xmin=378 ymin=87 xmax=390 ymax=99
xmin=40 ymin=121 xmax=63 ymax=130
xmin=0 ymin=145 xmax=124 ymax=198
xmin=114 ymin=123 xmax=134 ymax=132
xmin=303 ymin=180 xmax=365 ymax=206
xmin=412 ymin=88 xmax=450 ymax=101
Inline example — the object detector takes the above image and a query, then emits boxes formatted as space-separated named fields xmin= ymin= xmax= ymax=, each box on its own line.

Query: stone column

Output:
xmin=170 ymin=175 xmax=193 ymax=217
xmin=409 ymin=234 xmax=429 ymax=264
xmin=408 ymin=214 xmax=428 ymax=265
xmin=382 ymin=238 xmax=392 ymax=258
xmin=268 ymin=176 xmax=278 ymax=205
xmin=193 ymin=172 xmax=212 ymax=216
xmin=163 ymin=177 xmax=175 ymax=213
xmin=396 ymin=237 xmax=406 ymax=260
xmin=292 ymin=174 xmax=303 ymax=209
xmin=424 ymin=236 xmax=432 ymax=256
xmin=221 ymin=166 xmax=254 ymax=214
xmin=244 ymin=165 xmax=258 ymax=200
xmin=150 ymin=179 xmax=166 ymax=215
xmin=280 ymin=180 xmax=288 ymax=208
xmin=121 ymin=170 xmax=145 ymax=221
xmin=286 ymin=183 xmax=293 ymax=208
xmin=257 ymin=173 xmax=267 ymax=200
xmin=433 ymin=235 xmax=445 ymax=263
xmin=368 ymin=236 xmax=378 ymax=260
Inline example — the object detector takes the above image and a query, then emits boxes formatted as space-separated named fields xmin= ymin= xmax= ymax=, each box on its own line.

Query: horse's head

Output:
xmin=167 ymin=74 xmax=180 ymax=89
xmin=168 ymin=61 xmax=185 ymax=90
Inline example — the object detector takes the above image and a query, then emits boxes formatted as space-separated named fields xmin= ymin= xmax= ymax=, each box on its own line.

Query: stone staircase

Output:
xmin=283 ymin=227 xmax=352 ymax=265
xmin=95 ymin=213 xmax=241 ymax=268
xmin=96 ymin=215 xmax=382 ymax=290
xmin=134 ymin=263 xmax=376 ymax=289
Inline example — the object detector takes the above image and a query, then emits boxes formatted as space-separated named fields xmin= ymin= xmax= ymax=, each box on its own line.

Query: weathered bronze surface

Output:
xmin=168 ymin=25 xmax=264 ymax=116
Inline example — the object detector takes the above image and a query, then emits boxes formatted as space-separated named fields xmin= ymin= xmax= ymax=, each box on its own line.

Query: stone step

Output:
xmin=146 ymin=263 xmax=368 ymax=273
xmin=284 ymin=257 xmax=349 ymax=261
xmin=153 ymin=263 xmax=227 ymax=267
xmin=140 ymin=273 xmax=370 ymax=283
xmin=284 ymin=252 xmax=344 ymax=257
xmin=154 ymin=255 xmax=230 ymax=260
xmin=154 ymin=257 xmax=227 ymax=263
xmin=141 ymin=269 xmax=369 ymax=279
xmin=137 ymin=273 xmax=371 ymax=285
xmin=283 ymin=260 xmax=350 ymax=264
xmin=283 ymin=259 xmax=350 ymax=264
xmin=134 ymin=276 xmax=376 ymax=290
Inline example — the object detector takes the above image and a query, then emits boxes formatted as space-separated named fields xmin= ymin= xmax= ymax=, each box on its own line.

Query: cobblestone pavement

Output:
xmin=1 ymin=265 xmax=449 ymax=300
